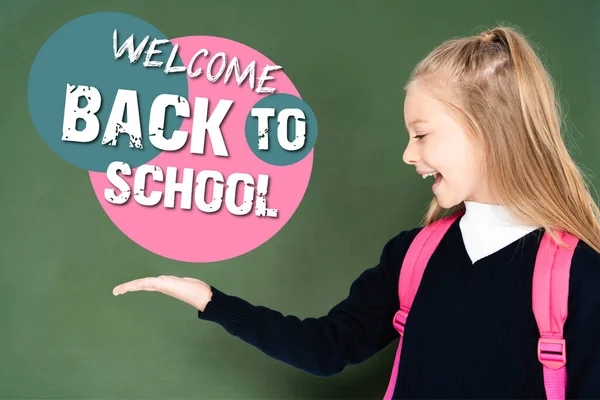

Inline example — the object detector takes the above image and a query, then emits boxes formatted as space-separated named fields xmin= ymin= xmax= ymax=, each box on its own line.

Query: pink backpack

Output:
xmin=383 ymin=211 xmax=579 ymax=400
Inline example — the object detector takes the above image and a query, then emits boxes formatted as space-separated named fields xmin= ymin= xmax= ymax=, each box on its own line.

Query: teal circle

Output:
xmin=245 ymin=93 xmax=317 ymax=166
xmin=28 ymin=12 xmax=188 ymax=172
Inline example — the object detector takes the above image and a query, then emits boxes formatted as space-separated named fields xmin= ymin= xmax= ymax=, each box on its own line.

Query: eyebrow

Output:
xmin=407 ymin=118 xmax=429 ymax=128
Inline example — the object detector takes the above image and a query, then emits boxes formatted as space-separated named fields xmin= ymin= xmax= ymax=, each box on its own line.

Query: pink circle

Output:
xmin=89 ymin=36 xmax=313 ymax=262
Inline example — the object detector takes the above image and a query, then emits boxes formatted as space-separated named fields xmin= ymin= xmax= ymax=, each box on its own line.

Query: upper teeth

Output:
xmin=422 ymin=172 xmax=439 ymax=179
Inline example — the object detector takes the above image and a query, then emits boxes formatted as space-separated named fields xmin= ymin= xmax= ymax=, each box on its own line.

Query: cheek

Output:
xmin=421 ymin=140 xmax=446 ymax=168
xmin=435 ymin=145 xmax=476 ymax=186
xmin=444 ymin=140 xmax=479 ymax=173
xmin=423 ymin=143 xmax=455 ymax=175
xmin=450 ymin=146 xmax=481 ymax=189
xmin=423 ymin=137 xmax=478 ymax=184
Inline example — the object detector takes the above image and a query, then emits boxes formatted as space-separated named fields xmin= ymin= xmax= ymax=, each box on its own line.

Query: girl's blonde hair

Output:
xmin=406 ymin=25 xmax=600 ymax=253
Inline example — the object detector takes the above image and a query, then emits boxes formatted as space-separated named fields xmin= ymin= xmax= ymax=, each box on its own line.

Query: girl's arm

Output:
xmin=113 ymin=228 xmax=421 ymax=377
xmin=197 ymin=234 xmax=405 ymax=377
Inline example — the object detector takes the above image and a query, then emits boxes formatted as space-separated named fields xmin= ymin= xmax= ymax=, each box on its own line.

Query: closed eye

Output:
xmin=413 ymin=134 xmax=426 ymax=140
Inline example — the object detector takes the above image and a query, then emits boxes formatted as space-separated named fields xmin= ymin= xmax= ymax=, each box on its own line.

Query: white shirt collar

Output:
xmin=459 ymin=201 xmax=540 ymax=264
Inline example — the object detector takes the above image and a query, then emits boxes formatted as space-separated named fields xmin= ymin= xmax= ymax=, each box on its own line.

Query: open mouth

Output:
xmin=421 ymin=171 xmax=439 ymax=180
xmin=421 ymin=171 xmax=443 ymax=187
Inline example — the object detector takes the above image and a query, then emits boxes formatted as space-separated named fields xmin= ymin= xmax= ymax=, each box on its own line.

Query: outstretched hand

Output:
xmin=113 ymin=275 xmax=213 ymax=312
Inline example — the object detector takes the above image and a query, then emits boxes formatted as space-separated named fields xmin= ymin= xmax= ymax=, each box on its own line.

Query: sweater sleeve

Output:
xmin=197 ymin=230 xmax=417 ymax=377
xmin=564 ymin=241 xmax=600 ymax=398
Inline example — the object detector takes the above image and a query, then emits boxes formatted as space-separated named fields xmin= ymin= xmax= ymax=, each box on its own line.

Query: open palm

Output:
xmin=113 ymin=275 xmax=213 ymax=312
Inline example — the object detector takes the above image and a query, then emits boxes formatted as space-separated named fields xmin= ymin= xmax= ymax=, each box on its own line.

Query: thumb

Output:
xmin=182 ymin=277 xmax=203 ymax=283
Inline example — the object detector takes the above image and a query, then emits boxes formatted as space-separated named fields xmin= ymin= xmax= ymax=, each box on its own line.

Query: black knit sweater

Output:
xmin=198 ymin=217 xmax=600 ymax=399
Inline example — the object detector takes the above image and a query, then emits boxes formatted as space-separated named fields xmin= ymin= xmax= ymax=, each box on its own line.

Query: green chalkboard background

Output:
xmin=1 ymin=0 xmax=598 ymax=398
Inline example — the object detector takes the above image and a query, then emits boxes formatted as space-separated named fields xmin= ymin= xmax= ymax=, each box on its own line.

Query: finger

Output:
xmin=113 ymin=277 xmax=162 ymax=295
xmin=113 ymin=277 xmax=148 ymax=294
xmin=182 ymin=277 xmax=202 ymax=283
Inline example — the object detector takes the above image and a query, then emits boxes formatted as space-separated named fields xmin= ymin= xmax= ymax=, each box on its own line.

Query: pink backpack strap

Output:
xmin=383 ymin=211 xmax=463 ymax=400
xmin=532 ymin=230 xmax=579 ymax=400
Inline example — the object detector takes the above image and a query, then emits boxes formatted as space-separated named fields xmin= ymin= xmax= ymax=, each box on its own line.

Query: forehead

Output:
xmin=404 ymin=83 xmax=455 ymax=128
xmin=405 ymin=85 xmax=438 ymax=118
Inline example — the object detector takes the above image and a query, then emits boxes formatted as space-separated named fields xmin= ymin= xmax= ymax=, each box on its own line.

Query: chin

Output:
xmin=435 ymin=193 xmax=463 ymax=209
xmin=436 ymin=198 xmax=453 ymax=209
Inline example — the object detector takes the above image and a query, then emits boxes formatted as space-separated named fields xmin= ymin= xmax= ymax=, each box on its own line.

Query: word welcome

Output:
xmin=113 ymin=30 xmax=282 ymax=94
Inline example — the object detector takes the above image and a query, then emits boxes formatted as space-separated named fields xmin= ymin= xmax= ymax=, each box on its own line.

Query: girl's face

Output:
xmin=402 ymin=82 xmax=492 ymax=207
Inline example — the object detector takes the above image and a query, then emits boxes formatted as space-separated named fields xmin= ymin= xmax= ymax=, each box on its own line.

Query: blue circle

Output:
xmin=28 ymin=12 xmax=188 ymax=172
xmin=245 ymin=94 xmax=317 ymax=166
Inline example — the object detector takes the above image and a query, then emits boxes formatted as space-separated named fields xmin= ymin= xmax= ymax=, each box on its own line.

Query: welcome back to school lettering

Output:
xmin=28 ymin=12 xmax=317 ymax=263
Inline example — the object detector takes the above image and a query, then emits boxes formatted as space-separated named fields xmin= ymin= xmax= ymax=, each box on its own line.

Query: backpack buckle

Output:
xmin=393 ymin=309 xmax=408 ymax=336
xmin=537 ymin=338 xmax=566 ymax=369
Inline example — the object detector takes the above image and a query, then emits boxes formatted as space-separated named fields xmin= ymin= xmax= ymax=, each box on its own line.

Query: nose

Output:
xmin=402 ymin=139 xmax=419 ymax=165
